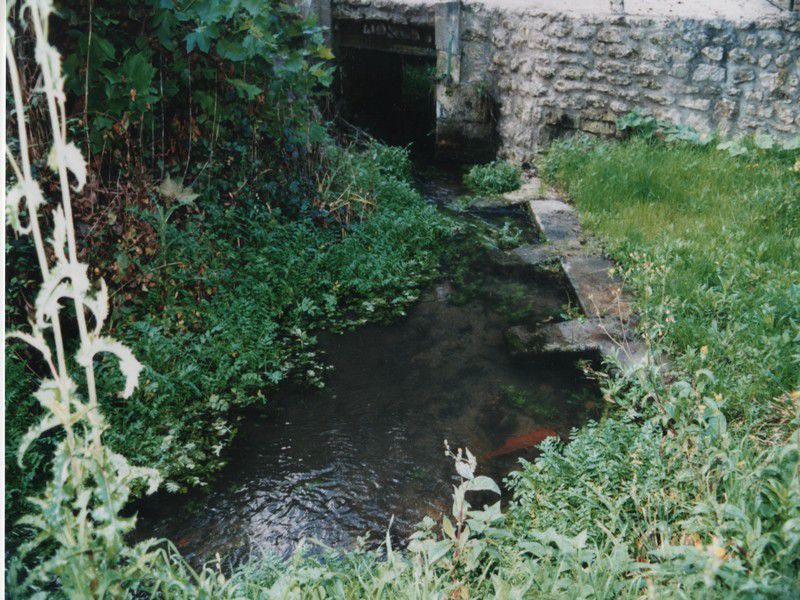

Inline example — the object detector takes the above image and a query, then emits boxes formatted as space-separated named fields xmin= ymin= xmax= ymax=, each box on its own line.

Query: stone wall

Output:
xmin=481 ymin=9 xmax=800 ymax=161
xmin=322 ymin=1 xmax=799 ymax=162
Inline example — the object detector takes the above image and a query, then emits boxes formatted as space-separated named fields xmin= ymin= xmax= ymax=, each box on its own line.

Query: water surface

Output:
xmin=135 ymin=167 xmax=597 ymax=566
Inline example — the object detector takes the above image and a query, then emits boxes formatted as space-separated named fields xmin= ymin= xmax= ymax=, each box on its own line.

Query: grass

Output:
xmin=505 ymin=135 xmax=800 ymax=595
xmin=540 ymin=137 xmax=799 ymax=421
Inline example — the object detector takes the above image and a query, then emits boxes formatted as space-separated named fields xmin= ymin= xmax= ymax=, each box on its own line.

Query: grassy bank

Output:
xmin=540 ymin=136 xmax=799 ymax=421
xmin=503 ymin=136 xmax=800 ymax=595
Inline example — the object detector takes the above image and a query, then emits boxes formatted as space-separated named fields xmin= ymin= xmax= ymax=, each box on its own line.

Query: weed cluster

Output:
xmin=463 ymin=159 xmax=522 ymax=195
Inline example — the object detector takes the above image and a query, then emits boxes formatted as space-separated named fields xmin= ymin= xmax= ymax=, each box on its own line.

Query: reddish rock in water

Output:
xmin=483 ymin=428 xmax=559 ymax=461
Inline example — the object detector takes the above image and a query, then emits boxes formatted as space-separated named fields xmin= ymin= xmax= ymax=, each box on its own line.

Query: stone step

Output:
xmin=562 ymin=255 xmax=632 ymax=320
xmin=507 ymin=318 xmax=650 ymax=374
xmin=501 ymin=177 xmax=544 ymax=203
xmin=527 ymin=199 xmax=582 ymax=243
xmin=525 ymin=199 xmax=633 ymax=320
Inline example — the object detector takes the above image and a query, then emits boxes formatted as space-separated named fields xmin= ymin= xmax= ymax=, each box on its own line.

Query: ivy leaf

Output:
xmin=316 ymin=45 xmax=334 ymax=60
xmin=92 ymin=36 xmax=116 ymax=63
xmin=186 ymin=26 xmax=212 ymax=53
xmin=216 ymin=38 xmax=248 ymax=62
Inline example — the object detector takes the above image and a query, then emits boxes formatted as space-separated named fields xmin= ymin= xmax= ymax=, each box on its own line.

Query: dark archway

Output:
xmin=337 ymin=47 xmax=437 ymax=158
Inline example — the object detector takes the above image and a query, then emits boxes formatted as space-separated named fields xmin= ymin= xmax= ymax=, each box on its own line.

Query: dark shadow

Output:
xmin=337 ymin=48 xmax=437 ymax=159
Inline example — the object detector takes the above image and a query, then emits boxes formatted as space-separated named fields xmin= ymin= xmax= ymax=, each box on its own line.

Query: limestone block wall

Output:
xmin=767 ymin=0 xmax=797 ymax=12
xmin=321 ymin=1 xmax=799 ymax=162
xmin=480 ymin=9 xmax=800 ymax=161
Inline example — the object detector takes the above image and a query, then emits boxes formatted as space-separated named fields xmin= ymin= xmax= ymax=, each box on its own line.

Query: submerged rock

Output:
xmin=507 ymin=317 xmax=650 ymax=374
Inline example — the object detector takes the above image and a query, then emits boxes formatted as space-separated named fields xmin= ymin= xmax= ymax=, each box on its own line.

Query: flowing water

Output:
xmin=134 ymin=165 xmax=598 ymax=566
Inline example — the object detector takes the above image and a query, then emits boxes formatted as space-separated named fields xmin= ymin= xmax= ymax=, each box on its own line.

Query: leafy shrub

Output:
xmin=617 ymin=107 xmax=709 ymax=144
xmin=463 ymin=160 xmax=522 ymax=195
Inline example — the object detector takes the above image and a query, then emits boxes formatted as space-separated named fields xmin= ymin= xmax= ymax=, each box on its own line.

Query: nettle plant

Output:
xmin=6 ymin=1 xmax=162 ymax=595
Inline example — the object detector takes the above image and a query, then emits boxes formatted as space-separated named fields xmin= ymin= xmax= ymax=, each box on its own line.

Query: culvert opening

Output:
xmin=337 ymin=48 xmax=436 ymax=158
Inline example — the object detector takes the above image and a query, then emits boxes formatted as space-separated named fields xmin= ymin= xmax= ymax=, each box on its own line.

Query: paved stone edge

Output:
xmin=511 ymin=178 xmax=653 ymax=373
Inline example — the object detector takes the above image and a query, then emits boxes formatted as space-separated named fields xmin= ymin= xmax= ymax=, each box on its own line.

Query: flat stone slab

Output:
xmin=562 ymin=255 xmax=632 ymax=321
xmin=507 ymin=318 xmax=650 ymax=374
xmin=502 ymin=178 xmax=544 ymax=204
xmin=464 ymin=194 xmax=526 ymax=209
xmin=525 ymin=199 xmax=633 ymax=320
xmin=528 ymin=199 xmax=581 ymax=244
xmin=488 ymin=243 xmax=560 ymax=272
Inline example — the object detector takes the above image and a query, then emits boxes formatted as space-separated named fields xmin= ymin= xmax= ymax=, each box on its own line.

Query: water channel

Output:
xmin=134 ymin=164 xmax=599 ymax=567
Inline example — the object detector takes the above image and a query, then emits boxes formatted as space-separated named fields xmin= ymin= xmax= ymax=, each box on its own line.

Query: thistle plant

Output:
xmin=6 ymin=1 xmax=161 ymax=595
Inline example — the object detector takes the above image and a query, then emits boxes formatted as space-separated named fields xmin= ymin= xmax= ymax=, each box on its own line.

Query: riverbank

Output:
xmin=510 ymin=133 xmax=800 ymax=594
xmin=161 ymin=132 xmax=800 ymax=597
xmin=5 ymin=142 xmax=453 ymax=542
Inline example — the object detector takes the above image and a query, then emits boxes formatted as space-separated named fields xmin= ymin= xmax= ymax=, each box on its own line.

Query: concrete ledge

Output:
xmin=562 ymin=255 xmax=632 ymax=320
xmin=493 ymin=178 xmax=653 ymax=373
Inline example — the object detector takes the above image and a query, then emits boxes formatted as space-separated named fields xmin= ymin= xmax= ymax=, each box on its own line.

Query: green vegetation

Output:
xmin=463 ymin=159 xmax=522 ymax=195
xmin=7 ymin=0 xmax=800 ymax=593
xmin=6 ymin=0 xmax=450 ymax=555
xmin=518 ymin=133 xmax=800 ymax=595
xmin=541 ymin=135 xmax=799 ymax=420
xmin=171 ymin=130 xmax=800 ymax=598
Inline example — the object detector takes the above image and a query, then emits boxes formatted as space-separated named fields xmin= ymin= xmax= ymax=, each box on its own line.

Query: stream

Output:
xmin=134 ymin=164 xmax=599 ymax=567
